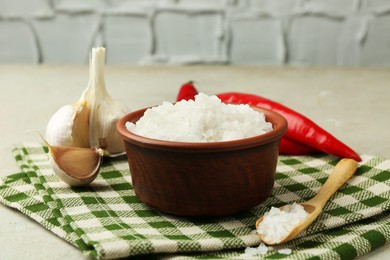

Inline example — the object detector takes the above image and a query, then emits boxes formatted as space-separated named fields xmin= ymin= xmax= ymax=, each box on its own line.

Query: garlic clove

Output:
xmin=71 ymin=101 xmax=90 ymax=148
xmin=45 ymin=101 xmax=90 ymax=148
xmin=89 ymin=96 xmax=128 ymax=155
xmin=48 ymin=145 xmax=103 ymax=186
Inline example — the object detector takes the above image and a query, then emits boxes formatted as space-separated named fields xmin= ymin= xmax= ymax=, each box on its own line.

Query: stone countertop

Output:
xmin=0 ymin=65 xmax=389 ymax=259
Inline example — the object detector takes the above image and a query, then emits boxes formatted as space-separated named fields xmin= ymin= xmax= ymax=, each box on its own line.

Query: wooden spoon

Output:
xmin=256 ymin=158 xmax=358 ymax=245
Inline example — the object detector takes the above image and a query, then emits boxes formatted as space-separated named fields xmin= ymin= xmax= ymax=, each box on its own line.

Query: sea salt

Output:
xmin=257 ymin=203 xmax=309 ymax=244
xmin=243 ymin=243 xmax=292 ymax=257
xmin=244 ymin=243 xmax=270 ymax=256
xmin=126 ymin=93 xmax=273 ymax=142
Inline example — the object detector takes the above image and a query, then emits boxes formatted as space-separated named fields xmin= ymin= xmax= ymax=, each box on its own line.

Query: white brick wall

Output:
xmin=1 ymin=0 xmax=390 ymax=66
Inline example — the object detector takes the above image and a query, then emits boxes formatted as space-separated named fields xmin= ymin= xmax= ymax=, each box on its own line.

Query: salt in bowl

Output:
xmin=116 ymin=106 xmax=287 ymax=217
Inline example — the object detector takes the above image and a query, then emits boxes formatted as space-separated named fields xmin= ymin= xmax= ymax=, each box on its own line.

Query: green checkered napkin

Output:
xmin=1 ymin=144 xmax=389 ymax=259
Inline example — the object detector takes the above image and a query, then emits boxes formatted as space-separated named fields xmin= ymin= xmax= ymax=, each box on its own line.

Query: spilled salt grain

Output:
xmin=244 ymin=243 xmax=270 ymax=256
xmin=126 ymin=93 xmax=273 ymax=142
xmin=244 ymin=247 xmax=259 ymax=256
xmin=257 ymin=203 xmax=309 ymax=244
xmin=243 ymin=243 xmax=292 ymax=256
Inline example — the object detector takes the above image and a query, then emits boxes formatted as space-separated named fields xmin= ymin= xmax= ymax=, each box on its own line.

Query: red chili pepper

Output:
xmin=279 ymin=138 xmax=319 ymax=155
xmin=176 ymin=81 xmax=198 ymax=101
xmin=217 ymin=92 xmax=361 ymax=161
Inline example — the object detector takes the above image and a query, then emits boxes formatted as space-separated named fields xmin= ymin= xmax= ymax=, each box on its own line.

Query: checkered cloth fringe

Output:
xmin=0 ymin=143 xmax=389 ymax=259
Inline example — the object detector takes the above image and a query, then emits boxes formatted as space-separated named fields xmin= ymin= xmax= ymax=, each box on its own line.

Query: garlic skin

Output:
xmin=48 ymin=145 xmax=104 ymax=186
xmin=45 ymin=47 xmax=129 ymax=155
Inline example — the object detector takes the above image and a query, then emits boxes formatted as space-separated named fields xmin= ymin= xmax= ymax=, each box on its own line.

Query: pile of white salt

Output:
xmin=257 ymin=203 xmax=309 ymax=244
xmin=126 ymin=93 xmax=273 ymax=142
xmin=244 ymin=243 xmax=292 ymax=256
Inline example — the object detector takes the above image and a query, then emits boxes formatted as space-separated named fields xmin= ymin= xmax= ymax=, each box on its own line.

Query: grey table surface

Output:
xmin=0 ymin=65 xmax=389 ymax=259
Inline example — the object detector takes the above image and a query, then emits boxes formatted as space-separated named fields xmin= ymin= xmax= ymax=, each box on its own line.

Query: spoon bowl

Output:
xmin=256 ymin=158 xmax=358 ymax=245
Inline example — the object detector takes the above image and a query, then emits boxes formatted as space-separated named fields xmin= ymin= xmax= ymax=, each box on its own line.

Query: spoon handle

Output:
xmin=307 ymin=158 xmax=358 ymax=208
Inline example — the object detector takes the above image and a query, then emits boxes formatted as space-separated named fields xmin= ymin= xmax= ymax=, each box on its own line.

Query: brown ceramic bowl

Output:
xmin=117 ymin=106 xmax=287 ymax=217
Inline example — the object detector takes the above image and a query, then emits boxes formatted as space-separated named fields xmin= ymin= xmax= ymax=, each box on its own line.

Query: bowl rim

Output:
xmin=117 ymin=105 xmax=288 ymax=152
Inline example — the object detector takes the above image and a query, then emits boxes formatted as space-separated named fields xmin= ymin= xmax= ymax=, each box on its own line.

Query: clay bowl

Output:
xmin=117 ymin=106 xmax=287 ymax=217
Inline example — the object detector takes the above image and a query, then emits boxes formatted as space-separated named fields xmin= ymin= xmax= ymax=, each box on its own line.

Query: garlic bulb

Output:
xmin=48 ymin=145 xmax=104 ymax=186
xmin=45 ymin=47 xmax=129 ymax=154
xmin=45 ymin=47 xmax=129 ymax=186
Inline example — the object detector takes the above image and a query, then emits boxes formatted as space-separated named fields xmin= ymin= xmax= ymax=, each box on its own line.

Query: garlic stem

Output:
xmin=87 ymin=47 xmax=109 ymax=97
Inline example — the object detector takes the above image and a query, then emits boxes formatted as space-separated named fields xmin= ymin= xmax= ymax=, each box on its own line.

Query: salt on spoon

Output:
xmin=256 ymin=158 xmax=358 ymax=245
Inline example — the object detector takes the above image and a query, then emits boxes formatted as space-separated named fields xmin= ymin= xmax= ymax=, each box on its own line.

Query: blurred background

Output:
xmin=1 ymin=0 xmax=390 ymax=66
